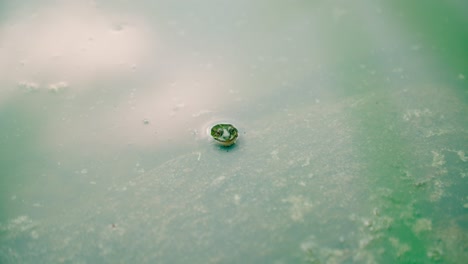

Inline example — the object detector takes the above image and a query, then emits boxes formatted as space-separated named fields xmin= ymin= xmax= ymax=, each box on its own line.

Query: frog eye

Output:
xmin=230 ymin=126 xmax=238 ymax=133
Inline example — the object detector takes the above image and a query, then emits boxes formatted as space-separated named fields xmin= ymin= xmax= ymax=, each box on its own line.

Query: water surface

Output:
xmin=1 ymin=0 xmax=467 ymax=263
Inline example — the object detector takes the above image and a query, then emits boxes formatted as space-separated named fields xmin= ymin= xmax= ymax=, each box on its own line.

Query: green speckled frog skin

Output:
xmin=210 ymin=124 xmax=238 ymax=146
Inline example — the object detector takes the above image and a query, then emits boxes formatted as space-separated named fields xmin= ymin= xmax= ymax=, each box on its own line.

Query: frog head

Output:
xmin=210 ymin=124 xmax=238 ymax=146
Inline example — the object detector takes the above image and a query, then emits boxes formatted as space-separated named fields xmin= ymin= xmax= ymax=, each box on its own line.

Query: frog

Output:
xmin=210 ymin=123 xmax=238 ymax=146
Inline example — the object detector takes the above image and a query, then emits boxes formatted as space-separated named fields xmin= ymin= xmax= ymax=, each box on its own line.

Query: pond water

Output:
xmin=1 ymin=0 xmax=467 ymax=263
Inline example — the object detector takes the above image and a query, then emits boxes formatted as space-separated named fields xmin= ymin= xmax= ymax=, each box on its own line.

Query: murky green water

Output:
xmin=1 ymin=0 xmax=467 ymax=263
